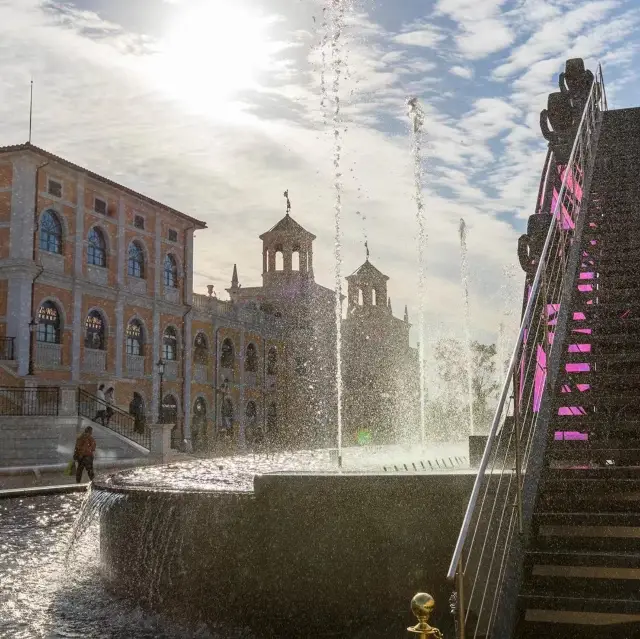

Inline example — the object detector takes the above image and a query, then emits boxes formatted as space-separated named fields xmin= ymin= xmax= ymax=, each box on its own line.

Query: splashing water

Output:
xmin=329 ymin=0 xmax=346 ymax=467
xmin=459 ymin=218 xmax=475 ymax=436
xmin=319 ymin=7 xmax=329 ymax=124
xmin=408 ymin=97 xmax=427 ymax=447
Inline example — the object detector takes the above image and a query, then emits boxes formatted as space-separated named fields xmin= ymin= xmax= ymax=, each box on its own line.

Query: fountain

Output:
xmin=458 ymin=218 xmax=475 ymax=436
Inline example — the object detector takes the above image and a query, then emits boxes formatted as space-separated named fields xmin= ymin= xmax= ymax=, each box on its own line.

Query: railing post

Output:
xmin=456 ymin=558 xmax=465 ymax=639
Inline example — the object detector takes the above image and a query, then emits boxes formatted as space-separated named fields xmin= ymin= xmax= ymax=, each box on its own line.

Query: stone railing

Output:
xmin=82 ymin=348 xmax=106 ymax=373
xmin=36 ymin=342 xmax=62 ymax=368
xmin=126 ymin=354 xmax=145 ymax=378
xmin=193 ymin=363 xmax=208 ymax=383
xmin=164 ymin=359 xmax=179 ymax=381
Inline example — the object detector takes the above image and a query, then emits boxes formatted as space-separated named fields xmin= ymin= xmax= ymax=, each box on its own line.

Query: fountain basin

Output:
xmin=96 ymin=452 xmax=474 ymax=636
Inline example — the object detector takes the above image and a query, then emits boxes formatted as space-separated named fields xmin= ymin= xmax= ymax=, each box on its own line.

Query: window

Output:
xmin=126 ymin=319 xmax=144 ymax=356
xmin=84 ymin=310 xmax=105 ymax=350
xmin=245 ymin=401 xmax=258 ymax=444
xmin=163 ymin=254 xmax=178 ymax=288
xmin=220 ymin=338 xmax=234 ymax=369
xmin=221 ymin=398 xmax=234 ymax=431
xmin=39 ymin=210 xmax=62 ymax=254
xmin=127 ymin=242 xmax=145 ymax=278
xmin=37 ymin=301 xmax=61 ymax=344
xmin=134 ymin=215 xmax=145 ymax=230
xmin=163 ymin=326 xmax=177 ymax=361
xmin=194 ymin=332 xmax=208 ymax=365
xmin=88 ymin=227 xmax=106 ymax=267
xmin=94 ymin=197 xmax=107 ymax=215
xmin=162 ymin=394 xmax=178 ymax=425
xmin=168 ymin=228 xmax=178 ymax=242
xmin=245 ymin=343 xmax=258 ymax=373
xmin=47 ymin=179 xmax=62 ymax=198
xmin=267 ymin=347 xmax=277 ymax=375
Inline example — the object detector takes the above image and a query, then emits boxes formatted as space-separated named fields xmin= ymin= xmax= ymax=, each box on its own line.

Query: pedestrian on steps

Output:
xmin=104 ymin=387 xmax=114 ymax=426
xmin=95 ymin=384 xmax=106 ymax=426
xmin=74 ymin=426 xmax=96 ymax=483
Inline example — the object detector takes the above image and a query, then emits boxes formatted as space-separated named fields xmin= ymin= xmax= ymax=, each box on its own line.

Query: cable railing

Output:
xmin=78 ymin=388 xmax=150 ymax=451
xmin=447 ymin=64 xmax=607 ymax=639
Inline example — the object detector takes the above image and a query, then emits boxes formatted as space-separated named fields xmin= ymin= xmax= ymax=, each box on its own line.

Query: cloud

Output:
xmin=450 ymin=65 xmax=473 ymax=78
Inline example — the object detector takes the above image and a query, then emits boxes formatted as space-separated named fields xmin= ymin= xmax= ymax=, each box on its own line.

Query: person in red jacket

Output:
xmin=74 ymin=426 xmax=96 ymax=483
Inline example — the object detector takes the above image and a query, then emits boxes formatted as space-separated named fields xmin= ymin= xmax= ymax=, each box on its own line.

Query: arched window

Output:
xmin=245 ymin=343 xmax=258 ymax=373
xmin=163 ymin=326 xmax=177 ymax=361
xmin=127 ymin=241 xmax=145 ymax=278
xmin=39 ymin=210 xmax=62 ymax=254
xmin=84 ymin=310 xmax=105 ymax=350
xmin=372 ymin=288 xmax=377 ymax=306
xmin=37 ymin=301 xmax=61 ymax=343
xmin=358 ymin=288 xmax=364 ymax=306
xmin=126 ymin=319 xmax=144 ymax=356
xmin=292 ymin=248 xmax=300 ymax=271
xmin=266 ymin=403 xmax=277 ymax=436
xmin=163 ymin=254 xmax=178 ymax=288
xmin=162 ymin=394 xmax=178 ymax=425
xmin=275 ymin=248 xmax=283 ymax=270
xmin=267 ymin=347 xmax=277 ymax=375
xmin=221 ymin=338 xmax=234 ymax=369
xmin=194 ymin=332 xmax=208 ymax=365
xmin=88 ymin=227 xmax=106 ymax=267
xmin=221 ymin=397 xmax=234 ymax=431
xmin=245 ymin=401 xmax=258 ymax=443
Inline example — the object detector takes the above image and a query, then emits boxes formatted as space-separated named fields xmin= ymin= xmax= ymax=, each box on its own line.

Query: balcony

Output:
xmin=164 ymin=359 xmax=179 ymax=381
xmin=220 ymin=367 xmax=234 ymax=383
xmin=193 ymin=363 xmax=208 ymax=383
xmin=87 ymin=264 xmax=109 ymax=286
xmin=127 ymin=277 xmax=147 ymax=296
xmin=164 ymin=287 xmax=180 ymax=304
xmin=82 ymin=348 xmax=106 ymax=373
xmin=126 ymin=354 xmax=145 ymax=378
xmin=36 ymin=342 xmax=62 ymax=368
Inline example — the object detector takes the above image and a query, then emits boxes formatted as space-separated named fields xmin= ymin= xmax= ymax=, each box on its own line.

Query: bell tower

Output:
xmin=345 ymin=251 xmax=390 ymax=315
xmin=259 ymin=190 xmax=316 ymax=289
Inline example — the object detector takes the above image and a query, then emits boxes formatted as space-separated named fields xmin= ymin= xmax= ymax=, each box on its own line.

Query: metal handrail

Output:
xmin=446 ymin=63 xmax=607 ymax=637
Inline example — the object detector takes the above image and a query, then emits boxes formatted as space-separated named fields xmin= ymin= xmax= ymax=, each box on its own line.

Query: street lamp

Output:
xmin=28 ymin=318 xmax=38 ymax=376
xmin=156 ymin=358 xmax=165 ymax=423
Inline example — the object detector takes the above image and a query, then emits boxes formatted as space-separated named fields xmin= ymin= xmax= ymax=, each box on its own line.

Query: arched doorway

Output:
xmin=245 ymin=401 xmax=258 ymax=446
xmin=192 ymin=397 xmax=207 ymax=452
xmin=162 ymin=394 xmax=179 ymax=448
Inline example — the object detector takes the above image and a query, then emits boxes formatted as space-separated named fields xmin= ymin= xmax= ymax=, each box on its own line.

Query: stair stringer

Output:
xmin=492 ymin=121 xmax=604 ymax=639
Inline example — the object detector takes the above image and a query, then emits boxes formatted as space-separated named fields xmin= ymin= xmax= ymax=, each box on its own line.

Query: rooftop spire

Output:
xmin=404 ymin=305 xmax=409 ymax=323
xmin=284 ymin=189 xmax=291 ymax=216
xmin=365 ymin=240 xmax=370 ymax=262
xmin=231 ymin=264 xmax=239 ymax=289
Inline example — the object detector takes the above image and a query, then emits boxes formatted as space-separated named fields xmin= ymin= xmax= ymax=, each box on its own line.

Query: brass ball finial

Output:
xmin=408 ymin=593 xmax=443 ymax=638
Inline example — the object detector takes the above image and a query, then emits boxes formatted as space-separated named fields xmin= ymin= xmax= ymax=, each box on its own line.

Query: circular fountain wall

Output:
xmin=95 ymin=447 xmax=474 ymax=637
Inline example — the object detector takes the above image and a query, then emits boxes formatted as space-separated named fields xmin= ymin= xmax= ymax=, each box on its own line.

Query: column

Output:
xmin=71 ymin=177 xmax=85 ymax=381
xmin=151 ymin=308 xmax=160 ymax=420
xmin=154 ymin=215 xmax=162 ymax=298
xmin=182 ymin=311 xmax=193 ymax=447
xmin=116 ymin=196 xmax=126 ymax=287
xmin=283 ymin=246 xmax=292 ymax=271
xmin=184 ymin=228 xmax=194 ymax=305
xmin=262 ymin=248 xmax=268 ymax=274
xmin=8 ymin=274 xmax=34 ymax=376
xmin=115 ymin=299 xmax=124 ymax=377
xmin=238 ymin=328 xmax=245 ymax=447
xmin=307 ymin=243 xmax=314 ymax=277
xmin=9 ymin=157 xmax=36 ymax=261
xmin=268 ymin=246 xmax=276 ymax=272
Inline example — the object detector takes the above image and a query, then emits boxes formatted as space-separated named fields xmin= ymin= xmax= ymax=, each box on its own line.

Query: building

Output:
xmin=0 ymin=143 xmax=416 ymax=453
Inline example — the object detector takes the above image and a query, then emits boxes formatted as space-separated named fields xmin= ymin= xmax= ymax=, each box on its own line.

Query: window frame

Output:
xmin=36 ymin=301 xmax=61 ymax=344
xmin=162 ymin=326 xmax=178 ymax=361
xmin=134 ymin=215 xmax=145 ymax=230
xmin=127 ymin=241 xmax=145 ymax=279
xmin=39 ymin=209 xmax=62 ymax=254
xmin=47 ymin=178 xmax=62 ymax=199
xmin=125 ymin=319 xmax=144 ymax=356
xmin=84 ymin=310 xmax=106 ymax=350
xmin=163 ymin=254 xmax=178 ymax=288
xmin=87 ymin=227 xmax=107 ymax=267
xmin=94 ymin=197 xmax=107 ymax=215
xmin=168 ymin=228 xmax=178 ymax=242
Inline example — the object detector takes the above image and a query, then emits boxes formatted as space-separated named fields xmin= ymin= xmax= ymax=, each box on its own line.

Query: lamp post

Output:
xmin=28 ymin=318 xmax=38 ymax=376
xmin=156 ymin=358 xmax=165 ymax=423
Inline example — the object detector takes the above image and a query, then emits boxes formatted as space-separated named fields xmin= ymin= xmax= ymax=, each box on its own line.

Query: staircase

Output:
xmin=515 ymin=107 xmax=640 ymax=637
xmin=77 ymin=388 xmax=150 ymax=451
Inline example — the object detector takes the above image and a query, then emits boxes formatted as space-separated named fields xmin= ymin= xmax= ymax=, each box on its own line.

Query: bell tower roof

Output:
xmin=346 ymin=259 xmax=390 ymax=283
xmin=259 ymin=213 xmax=316 ymax=242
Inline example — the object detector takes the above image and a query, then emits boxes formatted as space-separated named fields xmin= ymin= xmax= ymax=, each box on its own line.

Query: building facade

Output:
xmin=0 ymin=143 xmax=416 ymax=452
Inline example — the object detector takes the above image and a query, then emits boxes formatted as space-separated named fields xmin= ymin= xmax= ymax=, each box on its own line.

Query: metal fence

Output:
xmin=77 ymin=388 xmax=150 ymax=450
xmin=0 ymin=386 xmax=60 ymax=416
xmin=446 ymin=65 xmax=607 ymax=639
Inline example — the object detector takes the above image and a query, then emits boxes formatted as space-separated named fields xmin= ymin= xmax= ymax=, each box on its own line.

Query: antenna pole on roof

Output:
xmin=28 ymin=79 xmax=33 ymax=144
xmin=284 ymin=189 xmax=291 ymax=214
xmin=365 ymin=240 xmax=370 ymax=261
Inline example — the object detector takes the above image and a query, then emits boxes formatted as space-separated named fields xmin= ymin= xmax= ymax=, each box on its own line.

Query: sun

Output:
xmin=149 ymin=1 xmax=279 ymax=110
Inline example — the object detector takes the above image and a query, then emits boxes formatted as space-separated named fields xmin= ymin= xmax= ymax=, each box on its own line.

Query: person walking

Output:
xmin=95 ymin=384 xmax=106 ymax=426
xmin=74 ymin=426 xmax=96 ymax=483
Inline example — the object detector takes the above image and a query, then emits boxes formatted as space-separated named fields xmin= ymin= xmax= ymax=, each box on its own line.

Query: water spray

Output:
xmin=459 ymin=218 xmax=475 ymax=436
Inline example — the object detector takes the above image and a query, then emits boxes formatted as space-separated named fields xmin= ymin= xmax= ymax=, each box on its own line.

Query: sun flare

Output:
xmin=150 ymin=2 xmax=279 ymax=109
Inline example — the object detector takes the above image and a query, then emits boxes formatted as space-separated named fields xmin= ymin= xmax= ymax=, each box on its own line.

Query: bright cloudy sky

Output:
xmin=0 ymin=0 xmax=636 ymax=349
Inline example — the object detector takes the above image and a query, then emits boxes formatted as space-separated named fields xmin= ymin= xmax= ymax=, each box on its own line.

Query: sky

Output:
xmin=0 ymin=0 xmax=638 ymax=351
